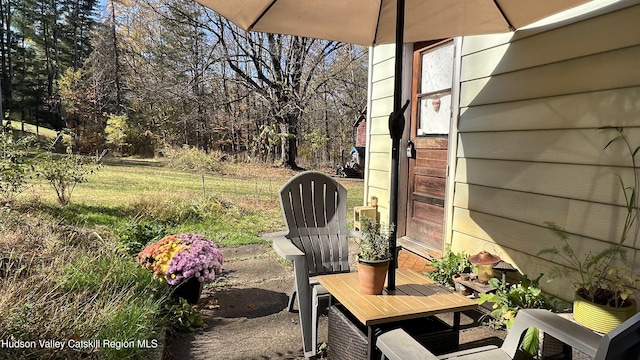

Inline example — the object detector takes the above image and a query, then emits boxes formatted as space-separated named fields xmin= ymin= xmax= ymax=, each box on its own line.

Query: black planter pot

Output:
xmin=172 ymin=276 xmax=204 ymax=305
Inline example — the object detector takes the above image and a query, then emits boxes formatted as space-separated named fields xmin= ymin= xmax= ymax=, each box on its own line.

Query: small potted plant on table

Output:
xmin=355 ymin=217 xmax=392 ymax=295
xmin=137 ymin=233 xmax=224 ymax=304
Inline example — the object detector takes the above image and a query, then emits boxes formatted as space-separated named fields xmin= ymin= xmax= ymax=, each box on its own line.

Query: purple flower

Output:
xmin=164 ymin=233 xmax=224 ymax=286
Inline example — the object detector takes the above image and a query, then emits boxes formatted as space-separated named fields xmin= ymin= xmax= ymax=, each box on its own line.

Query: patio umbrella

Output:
xmin=196 ymin=0 xmax=590 ymax=289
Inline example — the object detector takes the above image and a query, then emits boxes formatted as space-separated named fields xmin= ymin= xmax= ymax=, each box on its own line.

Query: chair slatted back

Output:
xmin=279 ymin=171 xmax=350 ymax=276
xmin=596 ymin=311 xmax=640 ymax=360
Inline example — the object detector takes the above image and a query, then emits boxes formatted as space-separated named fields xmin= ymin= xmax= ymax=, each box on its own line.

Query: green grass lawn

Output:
xmin=27 ymin=161 xmax=365 ymax=246
xmin=3 ymin=120 xmax=59 ymax=139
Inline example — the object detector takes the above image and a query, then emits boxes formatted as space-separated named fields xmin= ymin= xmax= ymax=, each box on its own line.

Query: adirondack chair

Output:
xmin=377 ymin=309 xmax=640 ymax=360
xmin=268 ymin=171 xmax=356 ymax=358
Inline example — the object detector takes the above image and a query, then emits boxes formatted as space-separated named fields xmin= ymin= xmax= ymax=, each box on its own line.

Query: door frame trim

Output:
xmin=443 ymin=37 xmax=463 ymax=254
xmin=404 ymin=38 xmax=458 ymax=256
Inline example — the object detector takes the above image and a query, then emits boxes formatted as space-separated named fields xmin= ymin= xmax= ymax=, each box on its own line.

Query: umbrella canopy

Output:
xmin=195 ymin=0 xmax=589 ymax=46
xmin=196 ymin=0 xmax=590 ymax=289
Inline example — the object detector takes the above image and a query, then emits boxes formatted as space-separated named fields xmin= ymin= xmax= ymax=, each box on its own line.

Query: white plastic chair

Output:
xmin=377 ymin=308 xmax=640 ymax=360
xmin=266 ymin=171 xmax=357 ymax=358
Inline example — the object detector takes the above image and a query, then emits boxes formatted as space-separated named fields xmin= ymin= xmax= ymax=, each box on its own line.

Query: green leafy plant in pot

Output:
xmin=355 ymin=217 xmax=392 ymax=295
xmin=539 ymin=222 xmax=636 ymax=333
xmin=538 ymin=127 xmax=639 ymax=333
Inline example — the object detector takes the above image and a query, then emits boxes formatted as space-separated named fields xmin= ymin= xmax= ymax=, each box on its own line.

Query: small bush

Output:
xmin=477 ymin=274 xmax=548 ymax=329
xmin=37 ymin=147 xmax=104 ymax=205
xmin=166 ymin=298 xmax=204 ymax=333
xmin=116 ymin=221 xmax=168 ymax=256
xmin=425 ymin=246 xmax=472 ymax=289
xmin=0 ymin=133 xmax=40 ymax=204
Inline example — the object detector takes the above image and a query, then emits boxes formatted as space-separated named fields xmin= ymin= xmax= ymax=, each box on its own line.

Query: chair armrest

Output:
xmin=261 ymin=230 xmax=288 ymax=242
xmin=377 ymin=329 xmax=440 ymax=360
xmin=348 ymin=230 xmax=362 ymax=238
xmin=265 ymin=232 xmax=305 ymax=261
xmin=502 ymin=309 xmax=602 ymax=358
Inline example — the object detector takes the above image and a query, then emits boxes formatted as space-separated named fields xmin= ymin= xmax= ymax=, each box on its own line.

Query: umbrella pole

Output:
xmin=387 ymin=0 xmax=407 ymax=291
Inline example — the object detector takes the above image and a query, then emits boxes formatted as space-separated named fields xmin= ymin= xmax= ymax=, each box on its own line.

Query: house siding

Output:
xmin=451 ymin=2 xmax=640 ymax=301
xmin=365 ymin=44 xmax=395 ymax=221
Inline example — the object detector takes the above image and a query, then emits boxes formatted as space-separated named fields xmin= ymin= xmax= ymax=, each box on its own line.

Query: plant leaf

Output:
xmin=603 ymin=135 xmax=623 ymax=150
xmin=520 ymin=327 xmax=540 ymax=357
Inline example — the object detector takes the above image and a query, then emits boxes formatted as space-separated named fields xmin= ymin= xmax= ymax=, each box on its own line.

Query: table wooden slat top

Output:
xmin=318 ymin=268 xmax=478 ymax=326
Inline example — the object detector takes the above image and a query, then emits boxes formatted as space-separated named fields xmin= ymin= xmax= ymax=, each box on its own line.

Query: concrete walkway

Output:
xmin=163 ymin=243 xmax=505 ymax=360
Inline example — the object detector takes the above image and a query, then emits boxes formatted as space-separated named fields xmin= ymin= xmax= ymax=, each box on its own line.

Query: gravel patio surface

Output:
xmin=163 ymin=243 xmax=506 ymax=360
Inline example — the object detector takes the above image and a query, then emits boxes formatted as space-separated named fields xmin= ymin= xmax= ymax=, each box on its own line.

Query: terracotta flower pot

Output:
xmin=573 ymin=291 xmax=637 ymax=333
xmin=357 ymin=259 xmax=390 ymax=295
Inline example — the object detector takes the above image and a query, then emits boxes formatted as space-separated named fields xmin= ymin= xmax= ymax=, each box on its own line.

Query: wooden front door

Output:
xmin=406 ymin=40 xmax=454 ymax=251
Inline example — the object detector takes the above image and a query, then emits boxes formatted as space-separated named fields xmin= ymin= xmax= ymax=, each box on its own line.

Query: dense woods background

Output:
xmin=0 ymin=0 xmax=368 ymax=168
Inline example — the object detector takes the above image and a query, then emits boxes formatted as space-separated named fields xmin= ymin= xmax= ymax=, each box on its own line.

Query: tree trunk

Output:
xmin=110 ymin=0 xmax=123 ymax=114
xmin=280 ymin=115 xmax=300 ymax=170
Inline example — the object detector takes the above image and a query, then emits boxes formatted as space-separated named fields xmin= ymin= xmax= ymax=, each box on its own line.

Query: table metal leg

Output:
xmin=453 ymin=311 xmax=461 ymax=347
xmin=367 ymin=325 xmax=374 ymax=360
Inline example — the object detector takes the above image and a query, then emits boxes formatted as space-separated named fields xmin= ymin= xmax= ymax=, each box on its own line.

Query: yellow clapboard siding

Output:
xmin=460 ymin=45 xmax=640 ymax=107
xmin=452 ymin=207 xmax=618 ymax=260
xmin=372 ymin=43 xmax=396 ymax=64
xmin=369 ymin=134 xmax=391 ymax=152
xmin=453 ymin=183 xmax=630 ymax=244
xmin=459 ymin=86 xmax=640 ymax=132
xmin=460 ymin=33 xmax=513 ymax=57
xmin=455 ymin=158 xmax=635 ymax=206
xmin=461 ymin=4 xmax=640 ymax=82
xmin=456 ymin=128 xmax=640 ymax=167
xmin=368 ymin=152 xmax=390 ymax=172
xmin=451 ymin=3 xmax=640 ymax=303
xmin=370 ymin=97 xmax=394 ymax=118
xmin=367 ymin=168 xmax=390 ymax=189
xmin=371 ymin=77 xmax=395 ymax=101
xmin=371 ymin=57 xmax=396 ymax=83
xmin=370 ymin=115 xmax=391 ymax=135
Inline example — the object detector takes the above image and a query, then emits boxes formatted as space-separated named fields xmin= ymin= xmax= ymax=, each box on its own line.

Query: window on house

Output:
xmin=417 ymin=42 xmax=454 ymax=136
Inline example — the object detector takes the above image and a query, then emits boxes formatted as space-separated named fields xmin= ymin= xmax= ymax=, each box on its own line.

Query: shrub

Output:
xmin=38 ymin=147 xmax=104 ymax=205
xmin=0 ymin=133 xmax=39 ymax=204
xmin=116 ymin=220 xmax=167 ymax=256
xmin=477 ymin=273 xmax=548 ymax=329
xmin=166 ymin=298 xmax=204 ymax=333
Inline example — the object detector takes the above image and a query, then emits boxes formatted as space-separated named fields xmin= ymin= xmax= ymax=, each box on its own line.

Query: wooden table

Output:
xmin=318 ymin=268 xmax=478 ymax=359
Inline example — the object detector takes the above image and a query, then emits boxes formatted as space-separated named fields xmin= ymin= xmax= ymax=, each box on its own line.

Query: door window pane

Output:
xmin=418 ymin=42 xmax=453 ymax=136
xmin=420 ymin=44 xmax=453 ymax=93
xmin=418 ymin=92 xmax=451 ymax=135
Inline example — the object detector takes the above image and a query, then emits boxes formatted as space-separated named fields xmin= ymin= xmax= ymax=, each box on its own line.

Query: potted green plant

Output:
xmin=539 ymin=222 xmax=635 ymax=333
xmin=425 ymin=245 xmax=472 ymax=291
xmin=537 ymin=126 xmax=640 ymax=333
xmin=355 ymin=217 xmax=392 ymax=295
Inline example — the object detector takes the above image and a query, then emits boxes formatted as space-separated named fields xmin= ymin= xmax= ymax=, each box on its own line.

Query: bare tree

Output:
xmin=209 ymin=14 xmax=347 ymax=169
